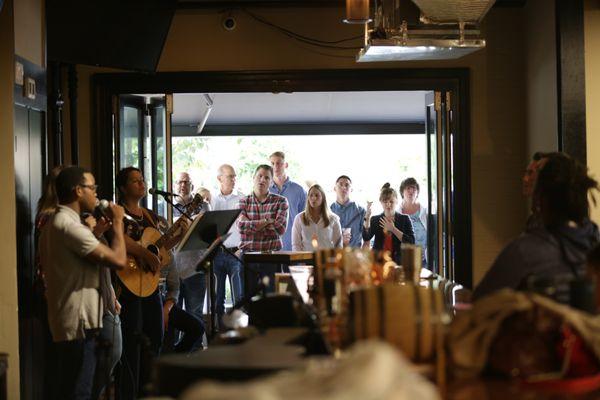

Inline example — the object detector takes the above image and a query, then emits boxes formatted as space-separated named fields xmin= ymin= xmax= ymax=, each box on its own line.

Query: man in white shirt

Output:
xmin=40 ymin=166 xmax=127 ymax=400
xmin=210 ymin=164 xmax=244 ymax=328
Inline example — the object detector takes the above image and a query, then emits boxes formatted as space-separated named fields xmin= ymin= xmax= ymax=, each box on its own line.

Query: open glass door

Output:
xmin=425 ymin=91 xmax=455 ymax=280
xmin=113 ymin=94 xmax=172 ymax=220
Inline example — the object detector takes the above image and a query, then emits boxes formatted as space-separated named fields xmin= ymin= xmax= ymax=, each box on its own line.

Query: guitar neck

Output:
xmin=155 ymin=218 xmax=184 ymax=251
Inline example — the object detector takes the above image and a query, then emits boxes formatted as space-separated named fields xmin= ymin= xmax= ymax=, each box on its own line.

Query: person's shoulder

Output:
xmin=397 ymin=213 xmax=411 ymax=222
xmin=329 ymin=213 xmax=341 ymax=223
xmin=495 ymin=230 xmax=555 ymax=263
xmin=269 ymin=192 xmax=288 ymax=202
xmin=288 ymin=180 xmax=305 ymax=191
xmin=52 ymin=207 xmax=78 ymax=227
xmin=239 ymin=194 xmax=252 ymax=203
xmin=371 ymin=213 xmax=382 ymax=222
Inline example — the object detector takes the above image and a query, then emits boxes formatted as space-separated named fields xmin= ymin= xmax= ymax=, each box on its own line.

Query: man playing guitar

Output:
xmin=115 ymin=166 xmax=189 ymax=399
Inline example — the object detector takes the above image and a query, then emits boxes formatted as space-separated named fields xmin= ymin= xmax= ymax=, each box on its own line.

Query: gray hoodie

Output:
xmin=473 ymin=219 xmax=599 ymax=301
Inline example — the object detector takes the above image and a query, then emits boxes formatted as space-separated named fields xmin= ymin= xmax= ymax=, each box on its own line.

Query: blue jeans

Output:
xmin=53 ymin=330 xmax=97 ymax=400
xmin=179 ymin=272 xmax=206 ymax=322
xmin=213 ymin=249 xmax=243 ymax=316
xmin=92 ymin=312 xmax=122 ymax=399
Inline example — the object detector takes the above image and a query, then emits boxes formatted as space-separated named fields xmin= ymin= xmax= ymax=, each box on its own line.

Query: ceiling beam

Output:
xmin=177 ymin=0 xmax=525 ymax=9
xmin=173 ymin=122 xmax=426 ymax=136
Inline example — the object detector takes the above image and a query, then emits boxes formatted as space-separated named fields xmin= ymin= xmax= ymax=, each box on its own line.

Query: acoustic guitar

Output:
xmin=117 ymin=194 xmax=204 ymax=297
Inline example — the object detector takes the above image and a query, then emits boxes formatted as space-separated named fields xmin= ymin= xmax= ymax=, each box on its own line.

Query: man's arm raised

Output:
xmin=86 ymin=203 xmax=127 ymax=270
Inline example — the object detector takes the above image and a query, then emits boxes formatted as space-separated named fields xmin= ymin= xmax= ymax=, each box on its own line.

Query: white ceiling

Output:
xmin=172 ymin=91 xmax=427 ymax=125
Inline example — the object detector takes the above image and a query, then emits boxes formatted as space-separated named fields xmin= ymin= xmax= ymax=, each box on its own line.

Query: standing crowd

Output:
xmin=36 ymin=150 xmax=427 ymax=399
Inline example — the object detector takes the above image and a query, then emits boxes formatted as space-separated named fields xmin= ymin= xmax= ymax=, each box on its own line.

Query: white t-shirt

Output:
xmin=40 ymin=205 xmax=101 ymax=342
xmin=291 ymin=212 xmax=343 ymax=251
xmin=211 ymin=191 xmax=243 ymax=248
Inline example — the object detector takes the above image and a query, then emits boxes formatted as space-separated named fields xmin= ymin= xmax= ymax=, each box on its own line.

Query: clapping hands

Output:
xmin=379 ymin=215 xmax=395 ymax=234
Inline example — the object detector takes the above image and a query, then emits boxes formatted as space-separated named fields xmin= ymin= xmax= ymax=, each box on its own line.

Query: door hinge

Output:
xmin=166 ymin=94 xmax=173 ymax=114
xmin=434 ymin=92 xmax=442 ymax=112
xmin=111 ymin=96 xmax=118 ymax=115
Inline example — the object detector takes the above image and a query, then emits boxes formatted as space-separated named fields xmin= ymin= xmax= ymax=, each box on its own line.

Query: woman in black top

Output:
xmin=116 ymin=166 xmax=164 ymax=399
xmin=362 ymin=183 xmax=415 ymax=264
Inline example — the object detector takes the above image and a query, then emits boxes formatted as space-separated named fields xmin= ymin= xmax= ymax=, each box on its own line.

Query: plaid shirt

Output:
xmin=238 ymin=192 xmax=289 ymax=252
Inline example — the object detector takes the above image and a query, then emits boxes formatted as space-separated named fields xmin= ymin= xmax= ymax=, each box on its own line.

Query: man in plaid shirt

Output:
xmin=239 ymin=164 xmax=289 ymax=251
xmin=238 ymin=164 xmax=289 ymax=292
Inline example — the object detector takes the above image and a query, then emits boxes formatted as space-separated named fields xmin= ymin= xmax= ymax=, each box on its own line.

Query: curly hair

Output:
xmin=399 ymin=177 xmax=419 ymax=198
xmin=534 ymin=153 xmax=598 ymax=226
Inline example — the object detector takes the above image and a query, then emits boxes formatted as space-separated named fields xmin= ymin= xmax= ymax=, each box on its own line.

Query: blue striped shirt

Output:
xmin=269 ymin=177 xmax=306 ymax=250
xmin=330 ymin=201 xmax=366 ymax=248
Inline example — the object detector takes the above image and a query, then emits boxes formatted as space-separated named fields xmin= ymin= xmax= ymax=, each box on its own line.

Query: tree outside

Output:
xmin=172 ymin=134 xmax=428 ymax=216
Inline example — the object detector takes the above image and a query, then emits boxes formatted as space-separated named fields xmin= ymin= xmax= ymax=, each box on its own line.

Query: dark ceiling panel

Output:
xmin=177 ymin=0 xmax=525 ymax=8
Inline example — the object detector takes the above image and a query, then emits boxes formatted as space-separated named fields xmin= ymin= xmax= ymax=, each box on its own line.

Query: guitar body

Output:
xmin=118 ymin=195 xmax=202 ymax=297
xmin=117 ymin=227 xmax=173 ymax=297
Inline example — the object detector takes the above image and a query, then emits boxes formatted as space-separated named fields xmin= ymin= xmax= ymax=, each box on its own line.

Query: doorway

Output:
xmin=93 ymin=68 xmax=471 ymax=287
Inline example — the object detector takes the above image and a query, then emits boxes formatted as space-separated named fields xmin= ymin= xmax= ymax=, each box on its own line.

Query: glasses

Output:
xmin=79 ymin=184 xmax=99 ymax=192
xmin=221 ymin=174 xmax=236 ymax=179
xmin=128 ymin=179 xmax=146 ymax=185
xmin=176 ymin=180 xmax=191 ymax=185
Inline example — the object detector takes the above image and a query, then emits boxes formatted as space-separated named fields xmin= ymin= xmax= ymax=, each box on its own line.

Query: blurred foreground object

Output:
xmin=182 ymin=340 xmax=440 ymax=400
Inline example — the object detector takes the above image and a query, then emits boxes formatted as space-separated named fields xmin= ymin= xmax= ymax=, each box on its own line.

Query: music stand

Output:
xmin=176 ymin=209 xmax=241 ymax=339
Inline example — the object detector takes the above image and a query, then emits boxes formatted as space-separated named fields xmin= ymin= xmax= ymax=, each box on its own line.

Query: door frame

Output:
xmin=92 ymin=68 xmax=472 ymax=287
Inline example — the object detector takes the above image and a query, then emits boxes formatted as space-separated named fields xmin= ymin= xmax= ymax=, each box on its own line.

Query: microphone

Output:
xmin=149 ymin=188 xmax=179 ymax=198
xmin=94 ymin=199 xmax=110 ymax=219
xmin=95 ymin=199 xmax=138 ymax=224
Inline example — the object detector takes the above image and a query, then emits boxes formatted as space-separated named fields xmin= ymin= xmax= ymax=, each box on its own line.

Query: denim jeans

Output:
xmin=53 ymin=329 xmax=97 ymax=400
xmin=213 ymin=249 xmax=243 ymax=316
xmin=179 ymin=272 xmax=206 ymax=322
xmin=92 ymin=312 xmax=122 ymax=399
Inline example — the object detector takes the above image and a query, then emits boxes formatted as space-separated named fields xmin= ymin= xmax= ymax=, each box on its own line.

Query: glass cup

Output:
xmin=342 ymin=228 xmax=352 ymax=245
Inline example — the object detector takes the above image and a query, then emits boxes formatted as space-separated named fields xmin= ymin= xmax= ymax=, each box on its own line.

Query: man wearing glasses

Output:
xmin=173 ymin=171 xmax=211 ymax=329
xmin=174 ymin=171 xmax=195 ymax=219
xmin=210 ymin=164 xmax=244 ymax=329
xmin=40 ymin=166 xmax=127 ymax=399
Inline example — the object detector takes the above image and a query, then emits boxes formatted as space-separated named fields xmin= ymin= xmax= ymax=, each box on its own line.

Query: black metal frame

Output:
xmin=92 ymin=67 xmax=473 ymax=287
xmin=555 ymin=0 xmax=586 ymax=164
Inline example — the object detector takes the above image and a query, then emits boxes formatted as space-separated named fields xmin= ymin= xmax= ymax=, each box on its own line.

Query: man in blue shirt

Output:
xmin=330 ymin=175 xmax=368 ymax=248
xmin=269 ymin=151 xmax=306 ymax=251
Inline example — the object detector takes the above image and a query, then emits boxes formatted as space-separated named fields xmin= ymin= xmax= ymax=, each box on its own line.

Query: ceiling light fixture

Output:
xmin=344 ymin=0 xmax=372 ymax=24
xmin=196 ymin=94 xmax=214 ymax=135
xmin=345 ymin=0 xmax=496 ymax=62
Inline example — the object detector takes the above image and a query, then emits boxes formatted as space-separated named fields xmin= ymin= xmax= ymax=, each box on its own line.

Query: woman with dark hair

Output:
xmin=399 ymin=177 xmax=427 ymax=266
xmin=116 ymin=166 xmax=203 ymax=398
xmin=474 ymin=153 xmax=600 ymax=300
xmin=362 ymin=183 xmax=415 ymax=264
xmin=291 ymin=184 xmax=342 ymax=251
xmin=115 ymin=166 xmax=164 ymax=398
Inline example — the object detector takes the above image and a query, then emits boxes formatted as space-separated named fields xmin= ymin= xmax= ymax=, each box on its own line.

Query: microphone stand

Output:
xmin=158 ymin=193 xmax=194 ymax=221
